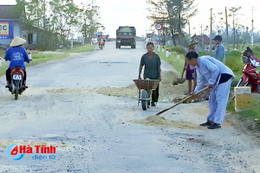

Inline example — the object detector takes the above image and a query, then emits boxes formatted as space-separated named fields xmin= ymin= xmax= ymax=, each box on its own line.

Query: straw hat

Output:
xmin=10 ymin=37 xmax=26 ymax=47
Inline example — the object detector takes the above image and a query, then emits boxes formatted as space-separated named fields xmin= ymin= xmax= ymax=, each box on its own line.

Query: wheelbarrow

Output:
xmin=133 ymin=79 xmax=160 ymax=110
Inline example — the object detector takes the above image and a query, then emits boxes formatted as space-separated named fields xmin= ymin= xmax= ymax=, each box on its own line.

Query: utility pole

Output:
xmin=251 ymin=6 xmax=254 ymax=47
xmin=225 ymin=7 xmax=230 ymax=54
xmin=210 ymin=8 xmax=213 ymax=55
xmin=43 ymin=0 xmax=47 ymax=49
xmin=188 ymin=20 xmax=191 ymax=36
xmin=233 ymin=10 xmax=235 ymax=49
xmin=201 ymin=24 xmax=204 ymax=49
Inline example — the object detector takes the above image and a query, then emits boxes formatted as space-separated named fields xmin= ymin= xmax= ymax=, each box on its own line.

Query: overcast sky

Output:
xmin=1 ymin=0 xmax=260 ymax=38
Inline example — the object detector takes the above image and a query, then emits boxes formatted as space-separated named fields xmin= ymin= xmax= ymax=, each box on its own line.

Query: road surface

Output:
xmin=0 ymin=42 xmax=259 ymax=173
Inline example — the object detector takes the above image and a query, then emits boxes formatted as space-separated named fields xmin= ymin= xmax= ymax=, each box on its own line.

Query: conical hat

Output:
xmin=10 ymin=37 xmax=26 ymax=47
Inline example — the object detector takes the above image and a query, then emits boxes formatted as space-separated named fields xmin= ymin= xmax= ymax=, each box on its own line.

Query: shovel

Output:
xmin=156 ymin=87 xmax=211 ymax=116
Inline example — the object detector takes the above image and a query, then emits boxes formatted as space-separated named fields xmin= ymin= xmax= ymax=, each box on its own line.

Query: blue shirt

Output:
xmin=194 ymin=56 xmax=235 ymax=93
xmin=4 ymin=46 xmax=30 ymax=69
xmin=214 ymin=43 xmax=225 ymax=64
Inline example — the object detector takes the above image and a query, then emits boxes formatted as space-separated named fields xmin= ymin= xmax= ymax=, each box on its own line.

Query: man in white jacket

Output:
xmin=186 ymin=52 xmax=235 ymax=129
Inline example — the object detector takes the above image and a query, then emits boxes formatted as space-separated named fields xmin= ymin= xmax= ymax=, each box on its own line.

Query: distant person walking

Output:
xmin=213 ymin=35 xmax=225 ymax=64
xmin=182 ymin=40 xmax=198 ymax=95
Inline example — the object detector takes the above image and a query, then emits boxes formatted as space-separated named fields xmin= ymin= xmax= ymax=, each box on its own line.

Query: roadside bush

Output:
xmin=198 ymin=50 xmax=210 ymax=56
xmin=169 ymin=46 xmax=186 ymax=54
xmin=226 ymin=50 xmax=244 ymax=76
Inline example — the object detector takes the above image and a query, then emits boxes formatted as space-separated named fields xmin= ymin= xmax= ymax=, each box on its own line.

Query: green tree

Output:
xmin=147 ymin=0 xmax=197 ymax=46
xmin=16 ymin=0 xmax=103 ymax=49
xmin=79 ymin=1 xmax=104 ymax=44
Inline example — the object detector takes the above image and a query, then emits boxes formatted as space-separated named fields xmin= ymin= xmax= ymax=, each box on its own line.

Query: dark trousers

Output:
xmin=152 ymin=84 xmax=159 ymax=102
xmin=6 ymin=68 xmax=27 ymax=85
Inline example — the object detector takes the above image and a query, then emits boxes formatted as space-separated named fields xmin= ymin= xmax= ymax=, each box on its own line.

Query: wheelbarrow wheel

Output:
xmin=141 ymin=90 xmax=148 ymax=110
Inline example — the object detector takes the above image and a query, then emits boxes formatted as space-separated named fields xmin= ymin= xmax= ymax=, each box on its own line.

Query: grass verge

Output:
xmin=27 ymin=53 xmax=70 ymax=67
xmin=0 ymin=51 xmax=4 ymax=58
xmin=155 ymin=46 xmax=185 ymax=74
xmin=63 ymin=44 xmax=96 ymax=53
xmin=227 ymin=96 xmax=260 ymax=121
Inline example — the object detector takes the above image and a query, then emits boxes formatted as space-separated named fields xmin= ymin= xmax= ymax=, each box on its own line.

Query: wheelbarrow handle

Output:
xmin=156 ymin=87 xmax=210 ymax=116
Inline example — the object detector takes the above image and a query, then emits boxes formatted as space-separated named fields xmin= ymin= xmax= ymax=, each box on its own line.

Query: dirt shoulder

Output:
xmin=226 ymin=113 xmax=260 ymax=141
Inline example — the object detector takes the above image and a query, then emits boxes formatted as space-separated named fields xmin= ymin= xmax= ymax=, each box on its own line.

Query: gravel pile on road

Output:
xmin=129 ymin=115 xmax=203 ymax=129
xmin=97 ymin=70 xmax=189 ymax=102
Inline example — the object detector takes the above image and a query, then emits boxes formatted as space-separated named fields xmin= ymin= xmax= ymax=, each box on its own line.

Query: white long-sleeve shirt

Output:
xmin=194 ymin=56 xmax=235 ymax=93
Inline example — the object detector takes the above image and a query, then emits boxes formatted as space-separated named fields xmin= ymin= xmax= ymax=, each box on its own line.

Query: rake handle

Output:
xmin=156 ymin=87 xmax=210 ymax=116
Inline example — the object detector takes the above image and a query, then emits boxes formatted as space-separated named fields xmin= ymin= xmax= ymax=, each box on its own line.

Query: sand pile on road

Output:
xmin=47 ymin=88 xmax=91 ymax=94
xmin=97 ymin=71 xmax=188 ymax=102
xmin=130 ymin=115 xmax=203 ymax=129
xmin=96 ymin=84 xmax=138 ymax=98
xmin=0 ymin=139 xmax=67 ymax=149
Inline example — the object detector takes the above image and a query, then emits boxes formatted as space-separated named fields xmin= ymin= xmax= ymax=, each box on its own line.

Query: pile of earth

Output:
xmin=96 ymin=70 xmax=209 ymax=102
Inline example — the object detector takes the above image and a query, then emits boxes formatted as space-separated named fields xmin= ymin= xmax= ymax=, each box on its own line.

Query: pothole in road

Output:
xmin=98 ymin=61 xmax=128 ymax=64
xmin=129 ymin=115 xmax=203 ymax=130
xmin=186 ymin=137 xmax=211 ymax=146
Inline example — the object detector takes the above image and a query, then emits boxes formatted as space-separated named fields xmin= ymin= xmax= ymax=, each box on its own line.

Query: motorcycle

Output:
xmin=236 ymin=56 xmax=260 ymax=93
xmin=8 ymin=67 xmax=27 ymax=100
xmin=99 ymin=44 xmax=104 ymax=50
xmin=99 ymin=40 xmax=105 ymax=50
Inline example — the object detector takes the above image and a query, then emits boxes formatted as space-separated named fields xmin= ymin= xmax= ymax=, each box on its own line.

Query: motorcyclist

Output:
xmin=243 ymin=47 xmax=260 ymax=67
xmin=4 ymin=37 xmax=30 ymax=88
xmin=242 ymin=47 xmax=260 ymax=92
xmin=99 ymin=39 xmax=105 ymax=48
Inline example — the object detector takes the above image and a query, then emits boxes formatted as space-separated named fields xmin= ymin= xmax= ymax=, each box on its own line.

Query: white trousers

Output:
xmin=207 ymin=79 xmax=232 ymax=124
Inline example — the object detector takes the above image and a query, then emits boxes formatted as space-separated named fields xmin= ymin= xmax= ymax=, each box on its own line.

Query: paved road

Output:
xmin=0 ymin=42 xmax=259 ymax=173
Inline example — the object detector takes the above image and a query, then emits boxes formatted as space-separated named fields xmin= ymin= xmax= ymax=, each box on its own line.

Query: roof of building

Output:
xmin=191 ymin=34 xmax=210 ymax=45
xmin=0 ymin=5 xmax=22 ymax=20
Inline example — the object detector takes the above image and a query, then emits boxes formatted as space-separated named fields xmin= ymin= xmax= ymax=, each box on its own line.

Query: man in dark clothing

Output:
xmin=138 ymin=42 xmax=161 ymax=106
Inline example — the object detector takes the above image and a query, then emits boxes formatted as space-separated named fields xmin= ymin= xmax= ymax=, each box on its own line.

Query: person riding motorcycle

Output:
xmin=241 ymin=47 xmax=260 ymax=93
xmin=4 ymin=37 xmax=30 ymax=88
xmin=243 ymin=47 xmax=260 ymax=67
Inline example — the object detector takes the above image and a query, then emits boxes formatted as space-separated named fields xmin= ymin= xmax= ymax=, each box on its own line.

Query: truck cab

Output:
xmin=116 ymin=26 xmax=136 ymax=49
